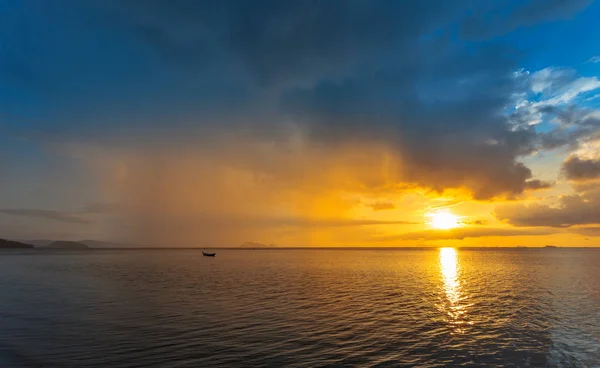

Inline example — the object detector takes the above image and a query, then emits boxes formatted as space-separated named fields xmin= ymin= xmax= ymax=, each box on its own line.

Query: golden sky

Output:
xmin=59 ymin=139 xmax=596 ymax=248
xmin=2 ymin=1 xmax=600 ymax=247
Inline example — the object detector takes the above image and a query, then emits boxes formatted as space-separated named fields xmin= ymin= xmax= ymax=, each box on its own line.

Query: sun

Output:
xmin=428 ymin=210 xmax=461 ymax=230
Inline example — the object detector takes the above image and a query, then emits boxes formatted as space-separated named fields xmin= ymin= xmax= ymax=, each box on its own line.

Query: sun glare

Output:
xmin=428 ymin=210 xmax=460 ymax=230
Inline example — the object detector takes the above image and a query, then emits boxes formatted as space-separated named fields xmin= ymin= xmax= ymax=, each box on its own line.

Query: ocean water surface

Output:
xmin=1 ymin=248 xmax=599 ymax=367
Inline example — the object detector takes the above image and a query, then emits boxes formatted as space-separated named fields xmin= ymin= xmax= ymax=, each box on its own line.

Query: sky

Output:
xmin=1 ymin=0 xmax=600 ymax=247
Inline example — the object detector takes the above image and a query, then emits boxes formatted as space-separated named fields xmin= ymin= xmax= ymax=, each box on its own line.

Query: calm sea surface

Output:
xmin=1 ymin=248 xmax=599 ymax=367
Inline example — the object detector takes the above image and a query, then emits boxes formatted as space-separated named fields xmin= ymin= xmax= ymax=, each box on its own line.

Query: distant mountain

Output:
xmin=0 ymin=239 xmax=34 ymax=249
xmin=239 ymin=241 xmax=277 ymax=248
xmin=25 ymin=239 xmax=140 ymax=249
xmin=26 ymin=239 xmax=55 ymax=247
xmin=46 ymin=241 xmax=89 ymax=249
xmin=79 ymin=240 xmax=139 ymax=248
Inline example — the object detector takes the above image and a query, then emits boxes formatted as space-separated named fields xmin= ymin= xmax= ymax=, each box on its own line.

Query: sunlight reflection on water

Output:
xmin=439 ymin=247 xmax=470 ymax=331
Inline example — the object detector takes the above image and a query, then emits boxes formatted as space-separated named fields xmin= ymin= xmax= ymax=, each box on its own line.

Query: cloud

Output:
xmin=0 ymin=209 xmax=91 ymax=224
xmin=171 ymin=215 xmax=418 ymax=228
xmin=3 ymin=0 xmax=558 ymax=201
xmin=587 ymin=56 xmax=600 ymax=64
xmin=27 ymin=3 xmax=582 ymax=204
xmin=460 ymin=0 xmax=593 ymax=39
xmin=82 ymin=203 xmax=123 ymax=214
xmin=84 ymin=147 xmax=425 ymax=246
xmin=281 ymin=64 xmax=541 ymax=199
xmin=379 ymin=227 xmax=557 ymax=241
xmin=461 ymin=220 xmax=485 ymax=225
xmin=368 ymin=202 xmax=396 ymax=211
xmin=0 ymin=60 xmax=46 ymax=88
xmin=537 ymin=109 xmax=600 ymax=151
xmin=530 ymin=67 xmax=600 ymax=106
xmin=524 ymin=179 xmax=554 ymax=190
xmin=586 ymin=94 xmax=600 ymax=102
xmin=428 ymin=199 xmax=464 ymax=210
xmin=563 ymin=156 xmax=600 ymax=181
xmin=573 ymin=226 xmax=600 ymax=236
xmin=250 ymin=217 xmax=417 ymax=227
xmin=509 ymin=68 xmax=600 ymax=153
xmin=117 ymin=0 xmax=465 ymax=86
xmin=495 ymin=187 xmax=600 ymax=227
xmin=3 ymin=0 xmax=593 ymax=244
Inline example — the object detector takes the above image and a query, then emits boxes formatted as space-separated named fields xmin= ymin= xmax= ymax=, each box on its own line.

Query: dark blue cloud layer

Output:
xmin=1 ymin=0 xmax=594 ymax=200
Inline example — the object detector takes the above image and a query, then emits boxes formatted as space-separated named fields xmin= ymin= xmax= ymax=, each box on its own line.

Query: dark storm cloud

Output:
xmin=0 ymin=209 xmax=91 ymax=224
xmin=2 ymin=0 xmax=588 ymax=202
xmin=0 ymin=60 xmax=45 ymax=88
xmin=119 ymin=0 xmax=464 ymax=85
xmin=495 ymin=187 xmax=600 ymax=228
xmin=563 ymin=156 xmax=600 ymax=181
xmin=278 ymin=41 xmax=539 ymax=198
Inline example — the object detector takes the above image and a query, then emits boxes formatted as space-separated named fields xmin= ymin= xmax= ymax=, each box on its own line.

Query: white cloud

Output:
xmin=530 ymin=67 xmax=568 ymax=93
xmin=509 ymin=67 xmax=600 ymax=132
xmin=529 ymin=67 xmax=600 ymax=106
xmin=585 ymin=94 xmax=600 ymax=102
xmin=546 ymin=77 xmax=600 ymax=105
xmin=587 ymin=56 xmax=600 ymax=64
xmin=511 ymin=98 xmax=543 ymax=125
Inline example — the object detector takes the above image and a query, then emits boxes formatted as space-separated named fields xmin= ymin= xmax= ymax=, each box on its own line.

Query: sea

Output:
xmin=0 ymin=248 xmax=599 ymax=367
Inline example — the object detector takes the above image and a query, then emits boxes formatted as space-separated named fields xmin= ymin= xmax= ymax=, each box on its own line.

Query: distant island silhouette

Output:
xmin=0 ymin=239 xmax=34 ymax=249
xmin=1 ymin=238 xmax=128 ymax=249
xmin=45 ymin=241 xmax=89 ymax=249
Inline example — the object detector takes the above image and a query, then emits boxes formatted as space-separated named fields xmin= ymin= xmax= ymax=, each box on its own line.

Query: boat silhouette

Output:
xmin=202 ymin=250 xmax=216 ymax=257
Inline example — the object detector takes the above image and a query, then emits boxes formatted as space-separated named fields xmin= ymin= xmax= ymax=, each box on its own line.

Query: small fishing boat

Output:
xmin=202 ymin=249 xmax=216 ymax=257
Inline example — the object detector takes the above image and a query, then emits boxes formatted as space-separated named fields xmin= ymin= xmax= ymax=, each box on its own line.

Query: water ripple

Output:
xmin=1 ymin=248 xmax=599 ymax=367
